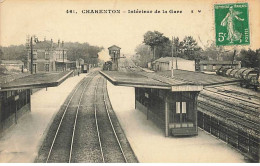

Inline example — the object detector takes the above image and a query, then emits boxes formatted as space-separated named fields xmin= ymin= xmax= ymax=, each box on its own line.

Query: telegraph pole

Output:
xmin=30 ymin=37 xmax=33 ymax=74
xmin=171 ymin=36 xmax=174 ymax=78
xmin=63 ymin=49 xmax=65 ymax=71
xmin=175 ymin=46 xmax=178 ymax=70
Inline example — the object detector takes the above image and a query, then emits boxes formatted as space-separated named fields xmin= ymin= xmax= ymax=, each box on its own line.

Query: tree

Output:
xmin=180 ymin=36 xmax=202 ymax=60
xmin=134 ymin=44 xmax=152 ymax=67
xmin=202 ymin=42 xmax=225 ymax=60
xmin=0 ymin=48 xmax=3 ymax=62
xmin=143 ymin=31 xmax=169 ymax=60
xmin=237 ymin=49 xmax=260 ymax=68
xmin=1 ymin=45 xmax=26 ymax=60
xmin=65 ymin=42 xmax=103 ymax=65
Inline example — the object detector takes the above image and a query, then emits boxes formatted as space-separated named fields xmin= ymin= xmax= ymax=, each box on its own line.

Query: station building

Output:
xmin=26 ymin=37 xmax=74 ymax=73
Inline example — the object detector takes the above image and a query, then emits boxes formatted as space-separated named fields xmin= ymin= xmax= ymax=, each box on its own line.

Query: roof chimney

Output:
xmin=58 ymin=39 xmax=60 ymax=48
xmin=62 ymin=41 xmax=64 ymax=47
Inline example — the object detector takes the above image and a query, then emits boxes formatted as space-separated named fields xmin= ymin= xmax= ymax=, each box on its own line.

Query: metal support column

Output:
xmin=165 ymin=95 xmax=169 ymax=137
xmin=194 ymin=92 xmax=198 ymax=132
xmin=15 ymin=101 xmax=17 ymax=124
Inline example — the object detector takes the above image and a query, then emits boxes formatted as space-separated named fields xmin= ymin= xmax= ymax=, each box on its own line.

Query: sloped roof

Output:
xmin=100 ymin=68 xmax=240 ymax=91
xmin=0 ymin=71 xmax=73 ymax=90
xmin=108 ymin=45 xmax=121 ymax=50
xmin=100 ymin=70 xmax=204 ymax=91
xmin=34 ymin=41 xmax=52 ymax=49
xmin=153 ymin=57 xmax=192 ymax=63
xmin=33 ymin=40 xmax=66 ymax=50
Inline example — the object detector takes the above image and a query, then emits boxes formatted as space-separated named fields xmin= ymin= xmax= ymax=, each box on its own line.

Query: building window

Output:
xmin=203 ymin=65 xmax=207 ymax=70
xmin=45 ymin=64 xmax=49 ymax=72
xmin=175 ymin=102 xmax=187 ymax=123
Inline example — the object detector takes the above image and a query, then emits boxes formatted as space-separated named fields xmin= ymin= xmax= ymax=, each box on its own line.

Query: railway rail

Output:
xmin=45 ymin=72 xmax=96 ymax=163
xmin=198 ymin=87 xmax=260 ymax=162
xmin=94 ymin=78 xmax=128 ymax=162
xmin=35 ymin=70 xmax=137 ymax=163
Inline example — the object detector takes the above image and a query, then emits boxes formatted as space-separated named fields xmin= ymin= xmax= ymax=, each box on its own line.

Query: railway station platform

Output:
xmin=100 ymin=69 xmax=240 ymax=137
xmin=106 ymin=81 xmax=246 ymax=162
xmin=0 ymin=73 xmax=87 ymax=162
xmin=0 ymin=70 xmax=75 ymax=135
xmin=100 ymin=69 xmax=259 ymax=162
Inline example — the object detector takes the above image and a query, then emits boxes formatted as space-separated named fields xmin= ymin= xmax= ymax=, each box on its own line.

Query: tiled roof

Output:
xmin=33 ymin=40 xmax=66 ymax=50
xmin=34 ymin=41 xmax=52 ymax=49
xmin=108 ymin=45 xmax=121 ymax=49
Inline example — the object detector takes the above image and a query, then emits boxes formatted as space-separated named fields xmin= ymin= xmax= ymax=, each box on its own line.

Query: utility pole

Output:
xmin=153 ymin=46 xmax=156 ymax=60
xmin=30 ymin=37 xmax=33 ymax=74
xmin=175 ymin=44 xmax=178 ymax=70
xmin=171 ymin=36 xmax=174 ymax=78
xmin=63 ymin=49 xmax=65 ymax=71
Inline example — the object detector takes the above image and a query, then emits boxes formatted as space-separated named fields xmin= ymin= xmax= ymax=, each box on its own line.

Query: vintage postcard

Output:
xmin=0 ymin=0 xmax=259 ymax=164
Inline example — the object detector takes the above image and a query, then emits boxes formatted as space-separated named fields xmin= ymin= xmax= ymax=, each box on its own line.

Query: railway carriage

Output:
xmin=81 ymin=63 xmax=89 ymax=73
xmin=229 ymin=68 xmax=240 ymax=77
xmin=225 ymin=68 xmax=234 ymax=76
xmin=216 ymin=67 xmax=259 ymax=91
xmin=234 ymin=68 xmax=248 ymax=79
xmin=240 ymin=68 xmax=259 ymax=90
xmin=103 ymin=61 xmax=112 ymax=71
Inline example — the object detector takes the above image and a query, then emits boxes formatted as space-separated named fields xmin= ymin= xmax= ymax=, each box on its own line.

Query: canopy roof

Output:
xmin=0 ymin=71 xmax=73 ymax=91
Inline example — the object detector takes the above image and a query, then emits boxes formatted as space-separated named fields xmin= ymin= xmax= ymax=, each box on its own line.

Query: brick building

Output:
xmin=26 ymin=37 xmax=73 ymax=73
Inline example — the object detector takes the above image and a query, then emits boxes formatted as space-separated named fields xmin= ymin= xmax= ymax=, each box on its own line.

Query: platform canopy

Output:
xmin=100 ymin=69 xmax=241 ymax=92
xmin=0 ymin=71 xmax=73 ymax=91
xmin=100 ymin=70 xmax=204 ymax=91
xmin=156 ymin=70 xmax=240 ymax=86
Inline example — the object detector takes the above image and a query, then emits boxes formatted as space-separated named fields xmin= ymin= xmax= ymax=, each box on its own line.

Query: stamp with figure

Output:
xmin=215 ymin=3 xmax=250 ymax=46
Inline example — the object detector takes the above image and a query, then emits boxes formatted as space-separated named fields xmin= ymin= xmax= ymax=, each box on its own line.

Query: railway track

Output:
xmin=35 ymin=70 xmax=137 ymax=163
xmin=205 ymin=87 xmax=260 ymax=106
xmin=45 ymin=72 xmax=96 ymax=163
xmin=94 ymin=78 xmax=128 ymax=162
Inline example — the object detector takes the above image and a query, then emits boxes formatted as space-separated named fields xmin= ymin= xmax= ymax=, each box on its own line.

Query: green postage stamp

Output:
xmin=215 ymin=3 xmax=250 ymax=46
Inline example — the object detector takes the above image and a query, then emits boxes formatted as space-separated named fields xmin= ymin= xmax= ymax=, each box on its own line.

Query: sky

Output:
xmin=0 ymin=0 xmax=260 ymax=56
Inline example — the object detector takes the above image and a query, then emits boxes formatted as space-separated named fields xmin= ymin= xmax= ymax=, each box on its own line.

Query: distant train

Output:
xmin=103 ymin=61 xmax=112 ymax=71
xmin=81 ymin=63 xmax=89 ymax=73
xmin=216 ymin=67 xmax=259 ymax=91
